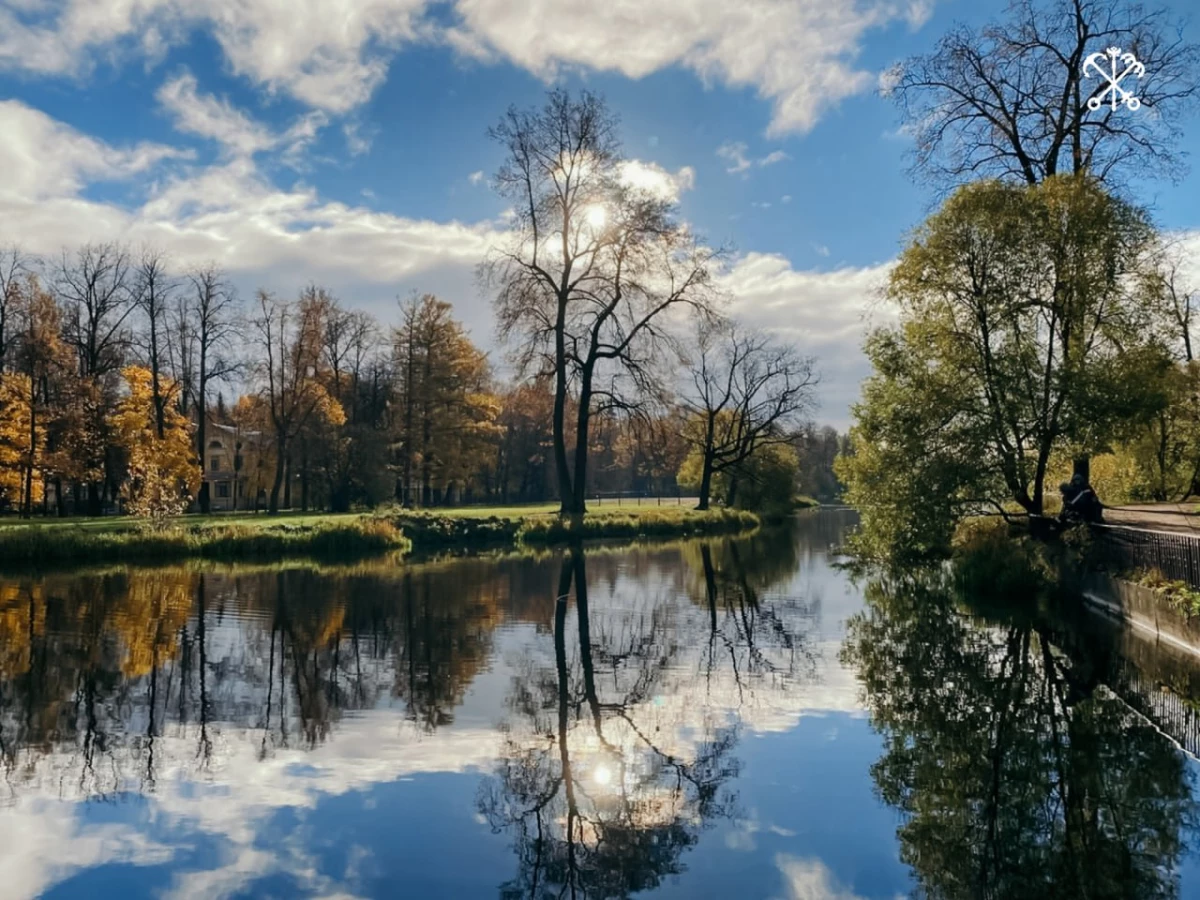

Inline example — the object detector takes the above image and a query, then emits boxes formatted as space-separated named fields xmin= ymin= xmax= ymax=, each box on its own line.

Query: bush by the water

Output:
xmin=392 ymin=513 xmax=523 ymax=551
xmin=0 ymin=517 xmax=408 ymax=567
xmin=516 ymin=507 xmax=759 ymax=544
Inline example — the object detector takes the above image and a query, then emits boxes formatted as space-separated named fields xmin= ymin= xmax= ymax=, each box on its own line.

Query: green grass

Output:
xmin=388 ymin=505 xmax=760 ymax=553
xmin=0 ymin=501 xmax=765 ymax=568
xmin=0 ymin=509 xmax=366 ymax=533
xmin=0 ymin=517 xmax=409 ymax=569
xmin=1130 ymin=567 xmax=1200 ymax=620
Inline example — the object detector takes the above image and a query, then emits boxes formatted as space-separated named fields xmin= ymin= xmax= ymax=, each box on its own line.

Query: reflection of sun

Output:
xmin=593 ymin=764 xmax=613 ymax=787
xmin=584 ymin=203 xmax=607 ymax=230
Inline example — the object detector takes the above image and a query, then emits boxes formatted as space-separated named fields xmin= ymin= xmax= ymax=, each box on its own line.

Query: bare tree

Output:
xmin=486 ymin=89 xmax=724 ymax=516
xmin=132 ymin=248 xmax=177 ymax=439
xmin=56 ymin=242 xmax=135 ymax=378
xmin=1146 ymin=238 xmax=1199 ymax=361
xmin=186 ymin=265 xmax=241 ymax=513
xmin=0 ymin=245 xmax=35 ymax=372
xmin=889 ymin=0 xmax=1200 ymax=190
xmin=250 ymin=290 xmax=328 ymax=514
xmin=681 ymin=320 xmax=817 ymax=510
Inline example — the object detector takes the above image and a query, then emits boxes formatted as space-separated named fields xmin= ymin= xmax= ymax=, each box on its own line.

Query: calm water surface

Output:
xmin=2 ymin=510 xmax=1200 ymax=899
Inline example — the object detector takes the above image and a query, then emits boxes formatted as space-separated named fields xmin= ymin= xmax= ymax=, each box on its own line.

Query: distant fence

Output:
xmin=1091 ymin=524 xmax=1200 ymax=587
xmin=590 ymin=493 xmax=698 ymax=507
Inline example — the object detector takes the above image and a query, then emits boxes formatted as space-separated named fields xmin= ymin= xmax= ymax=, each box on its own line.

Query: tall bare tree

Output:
xmin=889 ymin=0 xmax=1200 ymax=190
xmin=682 ymin=320 xmax=817 ymax=510
xmin=250 ymin=290 xmax=340 ymax=514
xmin=0 ymin=246 xmax=35 ymax=373
xmin=486 ymin=89 xmax=723 ymax=516
xmin=132 ymin=248 xmax=177 ymax=440
xmin=56 ymin=242 xmax=135 ymax=378
xmin=185 ymin=265 xmax=241 ymax=513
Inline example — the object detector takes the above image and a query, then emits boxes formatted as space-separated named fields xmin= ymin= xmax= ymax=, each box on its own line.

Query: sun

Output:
xmin=584 ymin=203 xmax=607 ymax=230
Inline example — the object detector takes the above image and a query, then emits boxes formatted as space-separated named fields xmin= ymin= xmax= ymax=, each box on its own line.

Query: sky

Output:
xmin=1 ymin=0 xmax=1198 ymax=428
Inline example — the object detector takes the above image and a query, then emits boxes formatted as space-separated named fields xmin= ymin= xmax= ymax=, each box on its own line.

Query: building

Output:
xmin=200 ymin=421 xmax=271 ymax=512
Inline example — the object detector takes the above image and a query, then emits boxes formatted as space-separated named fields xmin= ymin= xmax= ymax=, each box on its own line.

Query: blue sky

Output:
xmin=1 ymin=0 xmax=1197 ymax=426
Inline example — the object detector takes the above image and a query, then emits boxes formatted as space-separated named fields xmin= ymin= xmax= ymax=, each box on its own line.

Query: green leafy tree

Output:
xmin=841 ymin=175 xmax=1169 ymax=559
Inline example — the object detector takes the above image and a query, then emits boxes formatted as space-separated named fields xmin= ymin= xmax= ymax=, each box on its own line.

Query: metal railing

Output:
xmin=590 ymin=492 xmax=698 ymax=507
xmin=1091 ymin=523 xmax=1200 ymax=587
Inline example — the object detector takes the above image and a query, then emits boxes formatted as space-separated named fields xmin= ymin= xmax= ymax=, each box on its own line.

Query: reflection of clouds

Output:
xmin=725 ymin=810 xmax=798 ymax=851
xmin=0 ymin=800 xmax=175 ymax=900
xmin=0 ymin=716 xmax=497 ymax=900
xmin=773 ymin=854 xmax=868 ymax=900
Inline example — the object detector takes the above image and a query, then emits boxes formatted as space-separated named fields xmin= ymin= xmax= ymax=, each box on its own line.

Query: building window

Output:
xmin=216 ymin=482 xmax=230 ymax=499
xmin=208 ymin=440 xmax=223 ymax=449
xmin=210 ymin=456 xmax=221 ymax=472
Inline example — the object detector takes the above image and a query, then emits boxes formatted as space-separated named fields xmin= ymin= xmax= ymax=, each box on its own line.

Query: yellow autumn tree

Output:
xmin=0 ymin=374 xmax=45 ymax=509
xmin=109 ymin=366 xmax=200 ymax=521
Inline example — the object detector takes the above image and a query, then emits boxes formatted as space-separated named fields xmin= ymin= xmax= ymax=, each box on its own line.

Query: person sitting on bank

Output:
xmin=1058 ymin=473 xmax=1103 ymax=524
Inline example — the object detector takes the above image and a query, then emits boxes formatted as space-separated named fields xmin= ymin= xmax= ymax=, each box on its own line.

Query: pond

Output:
xmin=2 ymin=509 xmax=1200 ymax=899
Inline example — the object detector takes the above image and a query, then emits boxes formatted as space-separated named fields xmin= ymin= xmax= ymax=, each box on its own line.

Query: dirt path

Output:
xmin=1103 ymin=503 xmax=1200 ymax=534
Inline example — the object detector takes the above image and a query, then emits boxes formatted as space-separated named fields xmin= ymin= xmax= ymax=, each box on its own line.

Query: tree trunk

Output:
xmin=570 ymin=375 xmax=593 ymax=517
xmin=300 ymin=440 xmax=309 ymax=512
xmin=552 ymin=312 xmax=575 ymax=515
xmin=268 ymin=443 xmax=285 ymax=514
xmin=696 ymin=451 xmax=715 ymax=511
xmin=283 ymin=453 xmax=292 ymax=509
xmin=197 ymin=373 xmax=210 ymax=514
xmin=1072 ymin=456 xmax=1090 ymax=485
xmin=21 ymin=382 xmax=35 ymax=519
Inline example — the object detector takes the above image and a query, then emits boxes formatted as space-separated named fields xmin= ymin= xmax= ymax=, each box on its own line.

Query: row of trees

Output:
xmin=0 ymin=240 xmax=834 ymax=518
xmin=841 ymin=0 xmax=1200 ymax=558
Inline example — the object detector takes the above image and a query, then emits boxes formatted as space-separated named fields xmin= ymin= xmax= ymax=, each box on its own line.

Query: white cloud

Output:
xmin=774 ymin=855 xmax=868 ymax=900
xmin=157 ymin=71 xmax=278 ymax=157
xmin=812 ymin=243 xmax=830 ymax=257
xmin=0 ymin=0 xmax=927 ymax=133
xmin=0 ymin=99 xmax=191 ymax=201
xmin=618 ymin=159 xmax=696 ymax=202
xmin=718 ymin=141 xmax=753 ymax=174
xmin=445 ymin=0 xmax=924 ymax=136
xmin=468 ymin=170 xmax=485 ymax=185
xmin=0 ymin=0 xmax=427 ymax=113
xmin=721 ymin=252 xmax=896 ymax=427
xmin=343 ymin=121 xmax=375 ymax=156
xmin=781 ymin=194 xmax=793 ymax=204
xmin=0 ymin=101 xmax=500 ymax=331
xmin=158 ymin=71 xmax=331 ymax=164
xmin=717 ymin=141 xmax=791 ymax=176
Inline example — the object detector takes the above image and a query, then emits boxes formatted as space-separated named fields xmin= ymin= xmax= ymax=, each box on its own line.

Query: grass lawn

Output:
xmin=0 ymin=499 xmax=707 ymax=531
xmin=0 ymin=510 xmax=368 ymax=532
xmin=0 ymin=499 xmax=775 ymax=566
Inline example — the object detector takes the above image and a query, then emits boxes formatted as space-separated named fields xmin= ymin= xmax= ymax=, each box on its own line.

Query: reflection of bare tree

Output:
xmin=479 ymin=549 xmax=741 ymax=900
xmin=691 ymin=530 xmax=819 ymax=702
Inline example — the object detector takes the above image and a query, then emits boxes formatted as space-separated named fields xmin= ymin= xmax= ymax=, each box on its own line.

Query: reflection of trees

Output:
xmin=683 ymin=525 xmax=818 ymax=699
xmin=0 ymin=559 xmax=524 ymax=798
xmin=843 ymin=564 xmax=1198 ymax=899
xmin=479 ymin=550 xmax=740 ymax=900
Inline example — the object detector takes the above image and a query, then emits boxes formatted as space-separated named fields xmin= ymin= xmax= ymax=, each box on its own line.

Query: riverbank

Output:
xmin=0 ymin=504 xmax=767 ymax=568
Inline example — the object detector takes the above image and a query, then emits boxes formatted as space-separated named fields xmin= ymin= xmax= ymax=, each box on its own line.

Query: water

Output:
xmin=1 ymin=509 xmax=1199 ymax=899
